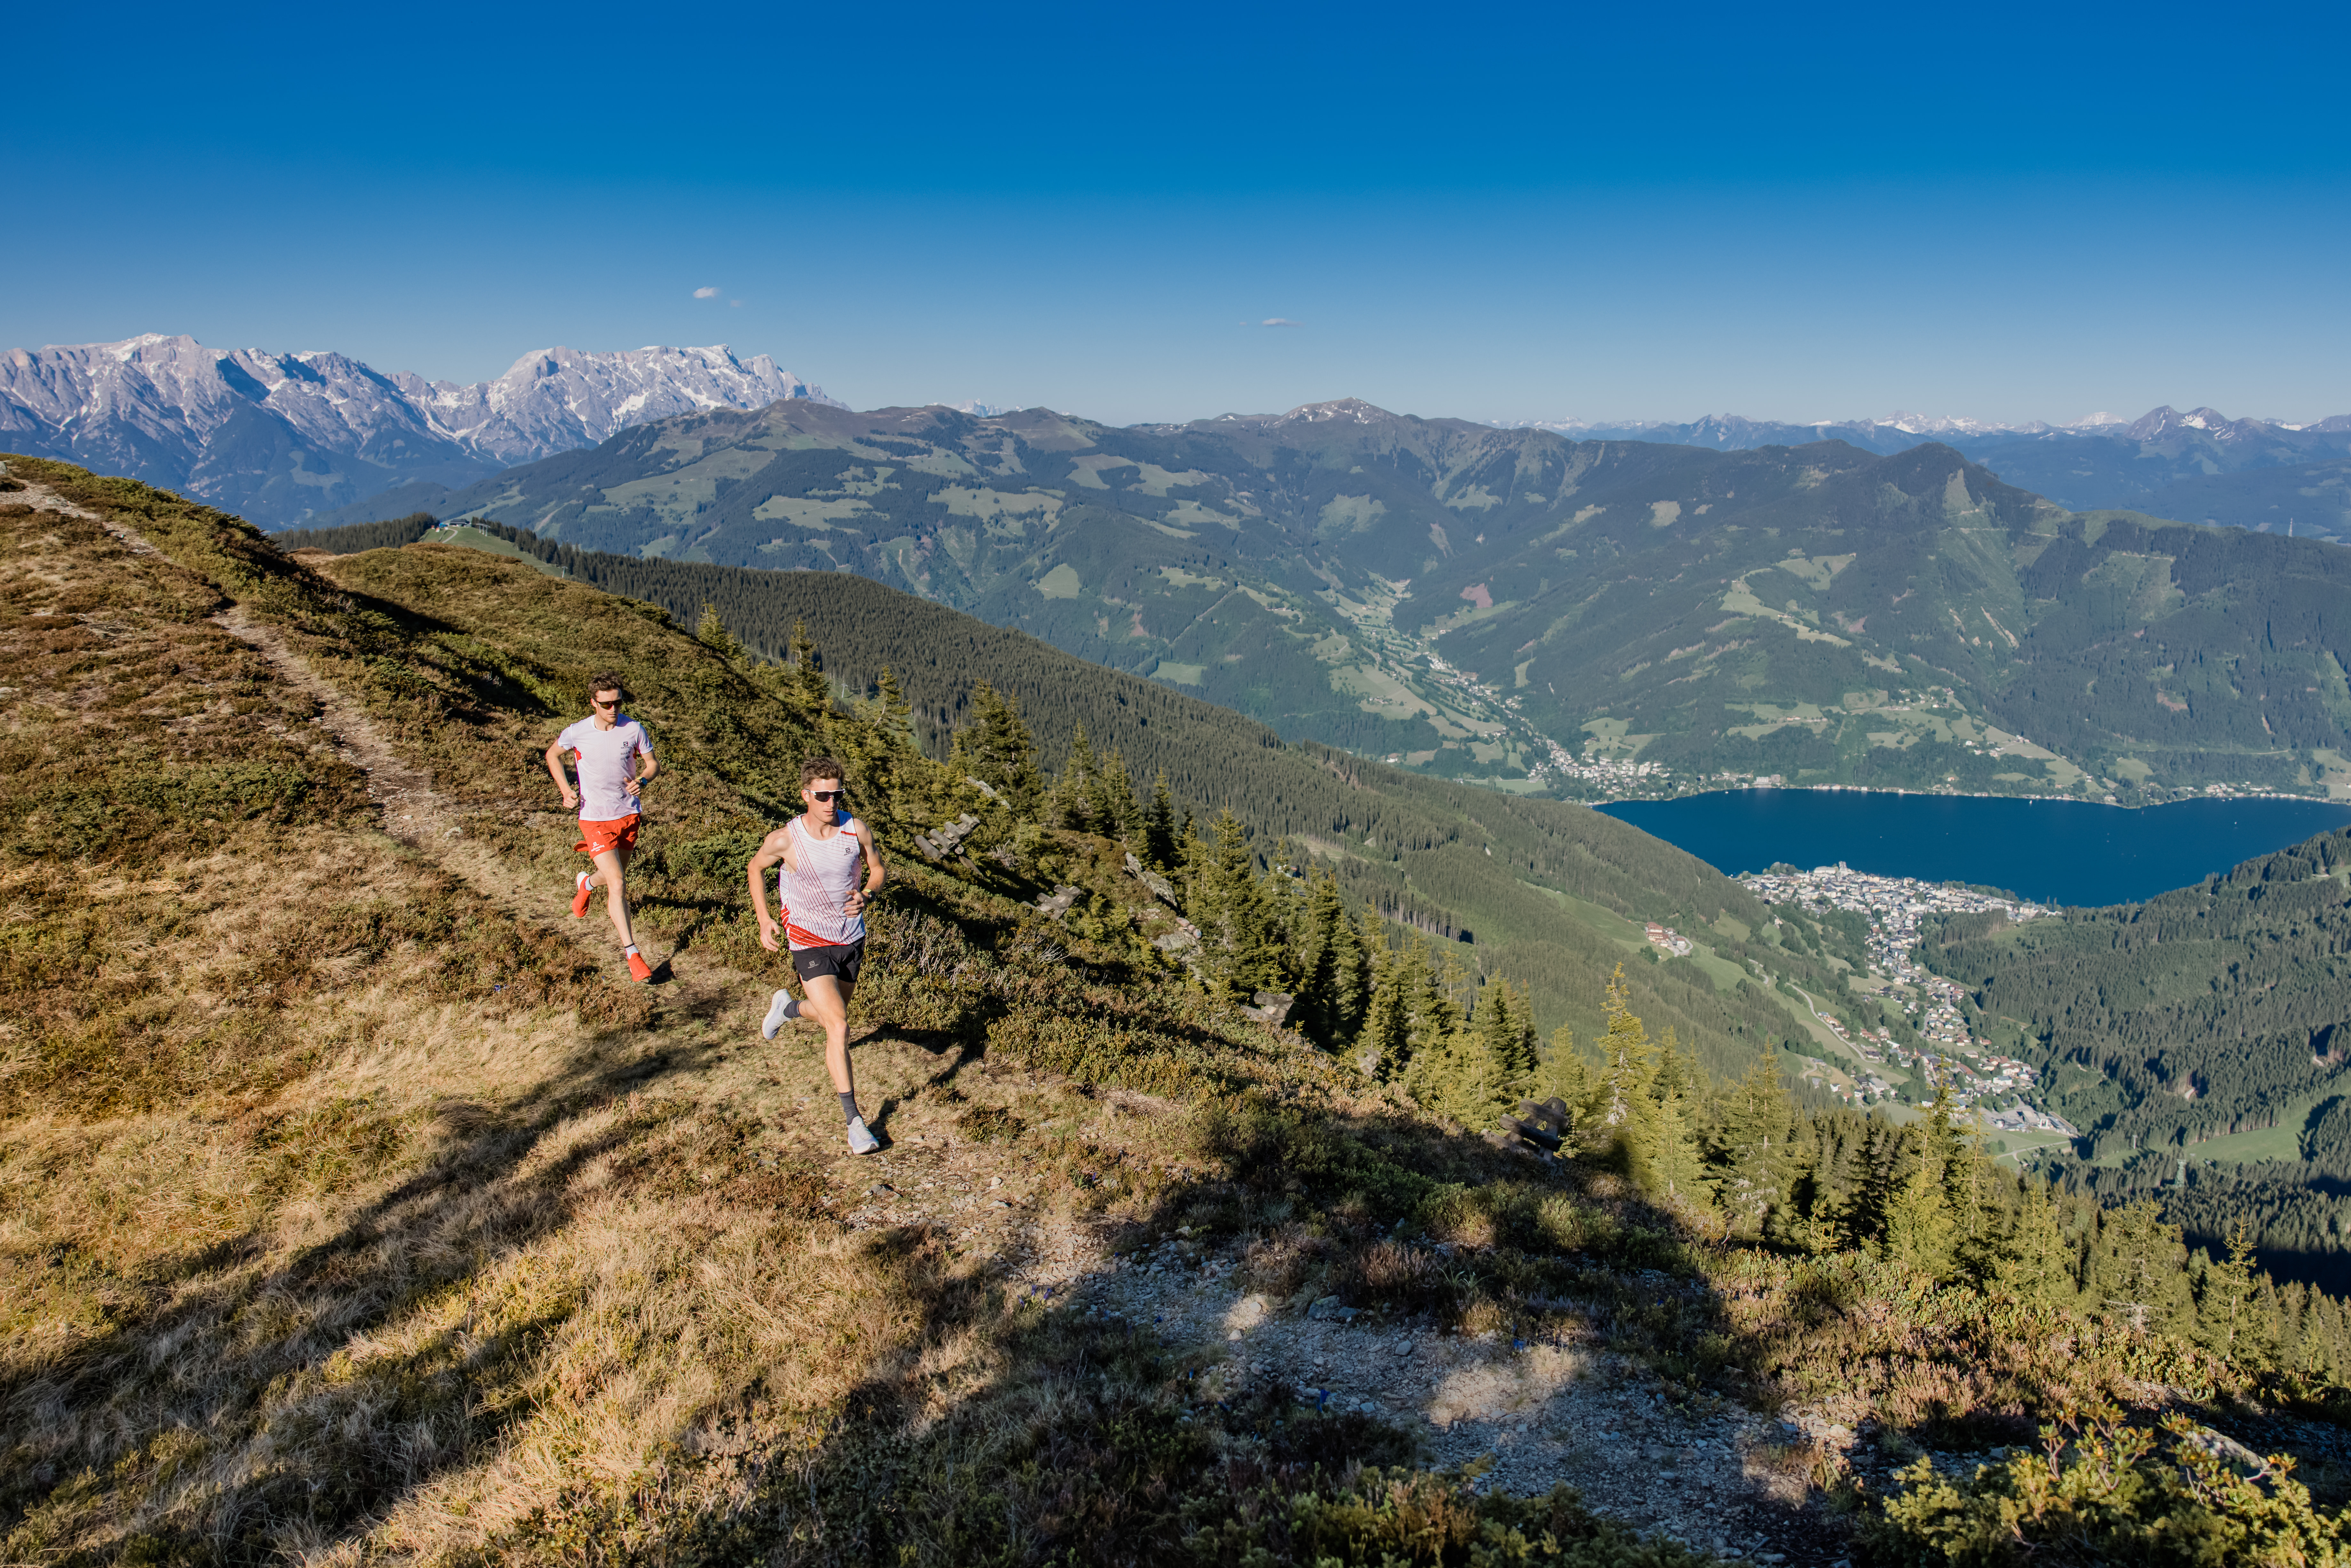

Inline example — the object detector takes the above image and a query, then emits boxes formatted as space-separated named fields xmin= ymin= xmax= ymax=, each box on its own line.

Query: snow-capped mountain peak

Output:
xmin=403 ymin=342 xmax=832 ymax=465
xmin=0 ymin=334 xmax=839 ymax=525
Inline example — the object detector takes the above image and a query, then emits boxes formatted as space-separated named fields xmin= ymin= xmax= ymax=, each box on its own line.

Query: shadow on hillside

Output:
xmin=4 ymin=873 xmax=1868 ymax=1566
xmin=0 ymin=1007 xmax=805 ymax=1552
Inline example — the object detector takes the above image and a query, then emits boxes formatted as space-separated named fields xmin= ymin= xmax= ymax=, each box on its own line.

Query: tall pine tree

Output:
xmin=1707 ymin=1059 xmax=1795 ymax=1236
xmin=1192 ymin=810 xmax=1285 ymax=1000
xmin=951 ymin=680 xmax=1043 ymax=798
xmin=1292 ymin=873 xmax=1369 ymax=1049
xmin=1142 ymin=771 xmax=1178 ymax=868
xmin=1358 ymin=926 xmax=1413 ymax=1081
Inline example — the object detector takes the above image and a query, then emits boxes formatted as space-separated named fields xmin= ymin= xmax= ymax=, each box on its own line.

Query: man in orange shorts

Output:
xmin=545 ymin=672 xmax=659 ymax=981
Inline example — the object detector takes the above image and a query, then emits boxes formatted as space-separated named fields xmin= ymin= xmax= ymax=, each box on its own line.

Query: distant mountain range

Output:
xmin=1518 ymin=406 xmax=2351 ymax=537
xmin=290 ymin=394 xmax=2351 ymax=807
xmin=0 ymin=334 xmax=837 ymax=526
xmin=8 ymin=329 xmax=2344 ymax=540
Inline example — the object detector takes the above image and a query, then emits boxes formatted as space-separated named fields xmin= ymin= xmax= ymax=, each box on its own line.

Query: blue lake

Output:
xmin=1597 ymin=791 xmax=2351 ymax=908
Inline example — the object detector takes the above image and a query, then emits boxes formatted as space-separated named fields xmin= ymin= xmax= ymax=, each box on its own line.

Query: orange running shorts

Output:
xmin=574 ymin=813 xmax=641 ymax=857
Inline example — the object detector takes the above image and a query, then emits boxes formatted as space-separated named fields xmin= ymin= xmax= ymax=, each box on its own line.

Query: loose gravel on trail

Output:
xmin=830 ymin=1167 xmax=1882 ymax=1566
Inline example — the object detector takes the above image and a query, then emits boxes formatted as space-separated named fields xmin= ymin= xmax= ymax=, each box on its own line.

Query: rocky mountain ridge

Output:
xmin=0 ymin=333 xmax=835 ymax=525
xmin=1514 ymin=404 xmax=2351 ymax=521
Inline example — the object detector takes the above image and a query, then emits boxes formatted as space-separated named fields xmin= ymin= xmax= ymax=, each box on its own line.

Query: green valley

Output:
xmin=289 ymin=400 xmax=2351 ymax=807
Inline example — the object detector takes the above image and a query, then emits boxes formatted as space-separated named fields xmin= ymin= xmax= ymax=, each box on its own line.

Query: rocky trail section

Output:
xmin=830 ymin=1161 xmax=1869 ymax=1564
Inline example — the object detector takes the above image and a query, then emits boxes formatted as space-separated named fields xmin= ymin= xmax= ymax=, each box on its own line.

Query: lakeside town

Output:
xmin=1734 ymin=864 xmax=2080 ymax=1141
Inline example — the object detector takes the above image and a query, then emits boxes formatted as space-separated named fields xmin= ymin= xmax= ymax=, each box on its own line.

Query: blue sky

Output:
xmin=5 ymin=1 xmax=2347 ymax=426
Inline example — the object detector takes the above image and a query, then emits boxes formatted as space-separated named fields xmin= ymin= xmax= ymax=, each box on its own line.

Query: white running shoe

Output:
xmin=761 ymin=989 xmax=796 ymax=1040
xmin=846 ymin=1116 xmax=880 ymax=1156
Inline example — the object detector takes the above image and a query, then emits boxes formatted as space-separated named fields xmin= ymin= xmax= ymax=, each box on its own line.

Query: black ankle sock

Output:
xmin=839 ymin=1092 xmax=860 ymax=1125
xmin=781 ymin=997 xmax=802 ymax=1020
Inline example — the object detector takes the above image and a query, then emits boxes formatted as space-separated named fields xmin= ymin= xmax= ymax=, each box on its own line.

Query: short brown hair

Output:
xmin=799 ymin=757 xmax=846 ymax=791
xmin=586 ymin=672 xmax=625 ymax=705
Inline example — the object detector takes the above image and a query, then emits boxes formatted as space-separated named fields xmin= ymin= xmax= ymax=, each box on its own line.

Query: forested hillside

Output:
xmin=289 ymin=398 xmax=2351 ymax=805
xmin=1924 ymin=828 xmax=2351 ymax=1278
xmin=299 ymin=518 xmax=1886 ymax=1086
xmin=14 ymin=453 xmax=2351 ymax=1566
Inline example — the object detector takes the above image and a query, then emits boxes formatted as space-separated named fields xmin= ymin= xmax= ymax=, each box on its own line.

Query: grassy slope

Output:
xmin=310 ymin=528 xmax=1887 ymax=1085
xmin=3 ymin=458 xmax=2329 ymax=1565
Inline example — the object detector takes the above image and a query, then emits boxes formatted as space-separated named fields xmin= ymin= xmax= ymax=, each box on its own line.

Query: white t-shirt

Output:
xmin=556 ymin=715 xmax=655 ymax=822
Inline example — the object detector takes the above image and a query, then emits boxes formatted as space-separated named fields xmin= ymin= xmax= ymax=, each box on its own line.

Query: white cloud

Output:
xmin=1259 ymin=317 xmax=1302 ymax=328
xmin=693 ymin=286 xmax=721 ymax=299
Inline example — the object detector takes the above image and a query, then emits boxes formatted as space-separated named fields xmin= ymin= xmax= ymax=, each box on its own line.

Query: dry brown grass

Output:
xmin=0 ymin=465 xmax=1371 ymax=1564
xmin=4 ymin=458 xmax=2328 ymax=1566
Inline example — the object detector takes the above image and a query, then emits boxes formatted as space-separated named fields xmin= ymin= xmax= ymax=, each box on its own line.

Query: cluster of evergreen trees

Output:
xmin=601 ymin=569 xmax=1868 ymax=1086
xmin=271 ymin=512 xmax=437 ymax=554
xmin=944 ymin=679 xmax=1547 ymax=1127
xmin=1924 ymin=827 xmax=2351 ymax=1273
xmin=964 ymin=674 xmax=2351 ymax=1368
xmin=967 ymin=663 xmax=2351 ymax=1371
xmin=1926 ymin=826 xmax=2351 ymax=1158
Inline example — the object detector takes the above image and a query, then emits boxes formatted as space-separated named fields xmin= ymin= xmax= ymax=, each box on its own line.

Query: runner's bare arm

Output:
xmin=543 ymin=738 xmax=579 ymax=811
xmin=843 ymin=831 xmax=889 ymax=916
xmin=745 ymin=827 xmax=798 ymax=951
xmin=633 ymin=744 xmax=659 ymax=790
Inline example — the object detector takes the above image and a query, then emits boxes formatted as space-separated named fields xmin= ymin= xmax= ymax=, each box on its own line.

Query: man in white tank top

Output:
xmin=748 ymin=756 xmax=890 ymax=1154
xmin=544 ymin=672 xmax=659 ymax=982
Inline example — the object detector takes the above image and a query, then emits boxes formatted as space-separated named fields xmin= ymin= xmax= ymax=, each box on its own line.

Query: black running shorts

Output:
xmin=791 ymin=939 xmax=865 ymax=987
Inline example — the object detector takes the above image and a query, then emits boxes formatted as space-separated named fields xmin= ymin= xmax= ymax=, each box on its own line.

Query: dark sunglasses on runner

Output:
xmin=590 ymin=695 xmax=619 ymax=711
xmin=809 ymin=789 xmax=846 ymax=802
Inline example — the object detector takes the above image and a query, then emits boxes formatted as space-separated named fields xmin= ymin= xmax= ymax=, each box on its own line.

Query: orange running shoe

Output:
xmin=571 ymin=871 xmax=594 ymax=918
xmin=626 ymin=950 xmax=653 ymax=983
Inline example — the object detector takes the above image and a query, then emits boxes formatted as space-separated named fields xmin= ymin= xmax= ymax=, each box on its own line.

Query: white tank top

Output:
xmin=778 ymin=815 xmax=865 ymax=950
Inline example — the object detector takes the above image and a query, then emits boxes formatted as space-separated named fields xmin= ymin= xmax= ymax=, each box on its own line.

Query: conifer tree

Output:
xmin=846 ymin=665 xmax=921 ymax=822
xmin=1090 ymin=747 xmax=1142 ymax=837
xmin=1651 ymin=1028 xmax=1699 ymax=1106
xmin=1292 ymin=873 xmax=1368 ymax=1049
xmin=1142 ymin=771 xmax=1178 ymax=869
xmin=1708 ymin=1059 xmax=1795 ymax=1236
xmin=1358 ymin=928 xmax=1413 ymax=1081
xmin=1407 ymin=996 xmax=1500 ymax=1128
xmin=1533 ymin=1023 xmax=1595 ymax=1118
xmin=1882 ymin=1150 xmax=1956 ymax=1278
xmin=1471 ymin=978 xmax=1535 ymax=1113
xmin=2088 ymin=1199 xmax=2193 ymax=1334
xmin=1043 ymin=720 xmax=1098 ymax=830
xmin=696 ymin=602 xmax=746 ymax=663
xmin=873 ymin=666 xmax=914 ymax=745
xmin=955 ymin=680 xmax=1043 ymax=798
xmin=1649 ymin=1078 xmax=1714 ymax=1210
xmin=1176 ymin=808 xmax=1203 ymax=886
xmin=1993 ymin=1178 xmax=2077 ymax=1306
xmin=1194 ymin=810 xmax=1284 ymax=999
xmin=1592 ymin=965 xmax=1661 ymax=1180
xmin=1404 ymin=934 xmax=1461 ymax=1055
xmin=786 ymin=619 xmax=833 ymax=720
xmin=2194 ymin=1222 xmax=2276 ymax=1365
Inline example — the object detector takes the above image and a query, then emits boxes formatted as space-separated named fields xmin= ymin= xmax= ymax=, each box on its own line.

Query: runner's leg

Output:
xmin=592 ymin=842 xmax=637 ymax=949
xmin=800 ymin=974 xmax=856 ymax=1101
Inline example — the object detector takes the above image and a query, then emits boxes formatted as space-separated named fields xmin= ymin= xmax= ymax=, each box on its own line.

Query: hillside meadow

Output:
xmin=6 ymin=455 xmax=2351 ymax=1566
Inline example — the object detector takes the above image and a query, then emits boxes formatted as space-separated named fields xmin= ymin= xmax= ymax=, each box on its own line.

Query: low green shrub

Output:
xmin=1864 ymin=1401 xmax=2345 ymax=1566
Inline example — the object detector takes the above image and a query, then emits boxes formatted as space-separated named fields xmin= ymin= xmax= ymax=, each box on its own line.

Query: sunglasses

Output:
xmin=591 ymin=696 xmax=619 ymax=710
xmin=808 ymin=789 xmax=846 ymax=802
